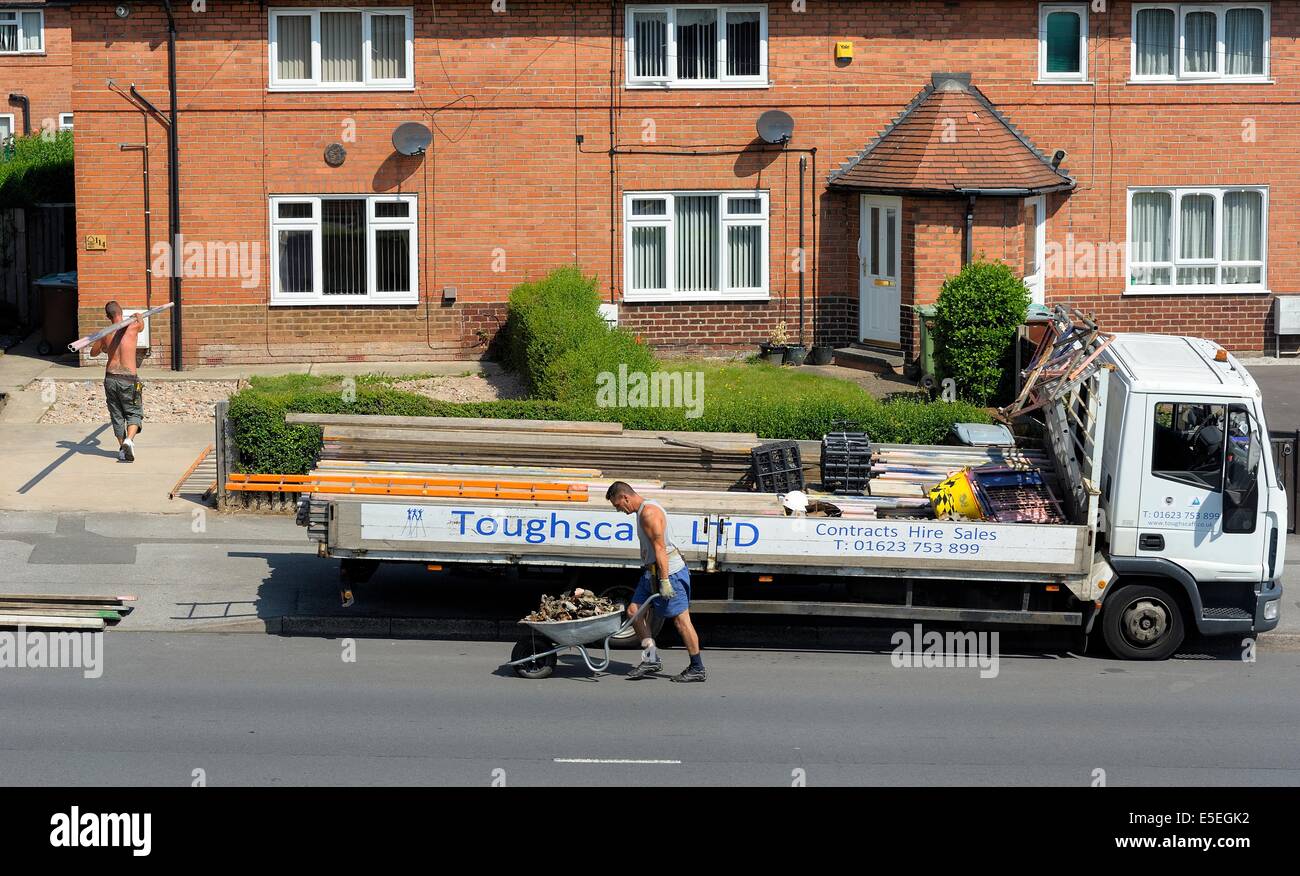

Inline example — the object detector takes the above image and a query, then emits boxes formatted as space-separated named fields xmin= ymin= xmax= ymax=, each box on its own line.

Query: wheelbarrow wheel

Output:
xmin=511 ymin=638 xmax=557 ymax=679
xmin=598 ymin=583 xmax=664 ymax=649
xmin=37 ymin=340 xmax=53 ymax=356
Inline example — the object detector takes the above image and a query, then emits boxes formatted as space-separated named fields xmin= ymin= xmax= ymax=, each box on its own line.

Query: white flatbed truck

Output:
xmin=297 ymin=331 xmax=1286 ymax=660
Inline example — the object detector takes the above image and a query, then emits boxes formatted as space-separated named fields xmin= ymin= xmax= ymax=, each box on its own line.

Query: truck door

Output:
xmin=1138 ymin=398 xmax=1264 ymax=582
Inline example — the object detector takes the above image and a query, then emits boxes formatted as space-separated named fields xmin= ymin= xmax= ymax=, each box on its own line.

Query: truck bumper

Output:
xmin=1196 ymin=578 xmax=1283 ymax=636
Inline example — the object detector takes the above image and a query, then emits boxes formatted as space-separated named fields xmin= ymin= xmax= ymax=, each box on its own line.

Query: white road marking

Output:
xmin=553 ymin=758 xmax=682 ymax=765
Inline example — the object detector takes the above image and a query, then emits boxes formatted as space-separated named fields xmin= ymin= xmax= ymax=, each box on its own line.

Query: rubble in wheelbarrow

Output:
xmin=523 ymin=588 xmax=620 ymax=623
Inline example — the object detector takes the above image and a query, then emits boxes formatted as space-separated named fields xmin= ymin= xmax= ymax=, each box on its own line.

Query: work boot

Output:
xmin=625 ymin=659 xmax=663 ymax=680
xmin=670 ymin=665 xmax=707 ymax=683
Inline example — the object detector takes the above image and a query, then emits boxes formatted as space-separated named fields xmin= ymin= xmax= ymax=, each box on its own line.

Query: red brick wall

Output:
xmin=69 ymin=1 xmax=1300 ymax=367
xmin=2 ymin=3 xmax=72 ymax=136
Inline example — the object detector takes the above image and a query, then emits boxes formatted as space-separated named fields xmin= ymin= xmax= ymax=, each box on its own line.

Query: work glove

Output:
xmin=658 ymin=578 xmax=675 ymax=600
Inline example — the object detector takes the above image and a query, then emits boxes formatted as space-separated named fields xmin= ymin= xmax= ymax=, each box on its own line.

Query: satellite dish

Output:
xmin=392 ymin=122 xmax=432 ymax=156
xmin=756 ymin=110 xmax=794 ymax=145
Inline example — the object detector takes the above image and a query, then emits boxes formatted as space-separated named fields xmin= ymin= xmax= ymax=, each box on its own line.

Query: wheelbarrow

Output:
xmin=506 ymin=595 xmax=659 ymax=679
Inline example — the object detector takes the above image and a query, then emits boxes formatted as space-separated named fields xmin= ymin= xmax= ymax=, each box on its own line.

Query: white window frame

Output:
xmin=623 ymin=190 xmax=769 ymax=302
xmin=0 ymin=113 xmax=15 ymax=143
xmin=269 ymin=194 xmax=419 ymax=305
xmin=625 ymin=5 xmax=768 ymax=89
xmin=1038 ymin=4 xmax=1089 ymax=82
xmin=268 ymin=8 xmax=415 ymax=91
xmin=0 ymin=9 xmax=44 ymax=55
xmin=1125 ymin=186 xmax=1268 ymax=295
xmin=58 ymin=113 xmax=73 ymax=131
xmin=1129 ymin=3 xmax=1271 ymax=82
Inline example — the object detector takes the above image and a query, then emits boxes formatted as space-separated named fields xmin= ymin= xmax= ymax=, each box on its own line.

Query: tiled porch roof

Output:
xmin=828 ymin=73 xmax=1075 ymax=196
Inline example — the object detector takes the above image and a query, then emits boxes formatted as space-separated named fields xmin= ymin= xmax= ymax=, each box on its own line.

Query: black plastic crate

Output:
xmin=751 ymin=440 xmax=804 ymax=493
xmin=821 ymin=431 xmax=872 ymax=493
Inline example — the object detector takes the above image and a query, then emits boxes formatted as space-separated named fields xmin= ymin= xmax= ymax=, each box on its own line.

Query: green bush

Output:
xmin=932 ymin=260 xmax=1030 ymax=406
xmin=0 ymin=131 xmax=74 ymax=208
xmin=501 ymin=264 xmax=660 ymax=402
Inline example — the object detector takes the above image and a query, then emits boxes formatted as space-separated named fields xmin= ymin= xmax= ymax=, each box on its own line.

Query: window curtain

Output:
xmin=1135 ymin=8 xmax=1175 ymax=76
xmin=371 ymin=15 xmax=406 ymax=80
xmin=631 ymin=226 xmax=666 ymax=290
xmin=726 ymin=10 xmax=761 ymax=77
xmin=1045 ymin=11 xmax=1081 ymax=74
xmin=676 ymin=9 xmax=717 ymax=80
xmin=633 ymin=12 xmax=667 ymax=78
xmin=1131 ymin=191 xmax=1171 ymax=284
xmin=278 ymin=231 xmax=314 ymax=294
xmin=0 ymin=19 xmax=15 ymax=53
xmin=276 ymin=15 xmax=311 ymax=80
xmin=322 ymin=199 xmax=366 ymax=295
xmin=728 ymin=226 xmax=761 ymax=289
xmin=1222 ymin=191 xmax=1263 ymax=284
xmin=375 ymin=229 xmax=410 ymax=293
xmin=1225 ymin=8 xmax=1264 ymax=75
xmin=1183 ymin=10 xmax=1217 ymax=73
xmin=675 ymin=196 xmax=718 ymax=292
xmin=321 ymin=11 xmax=362 ymax=83
xmin=20 ymin=12 xmax=40 ymax=51
xmin=1178 ymin=193 xmax=1215 ymax=285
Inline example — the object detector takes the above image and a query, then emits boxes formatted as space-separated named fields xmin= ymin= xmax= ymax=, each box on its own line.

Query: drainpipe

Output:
xmin=798 ymin=155 xmax=806 ymax=344
xmin=156 ymin=0 xmax=183 ymax=370
xmin=963 ymin=195 xmax=976 ymax=266
xmin=7 ymin=93 xmax=30 ymax=135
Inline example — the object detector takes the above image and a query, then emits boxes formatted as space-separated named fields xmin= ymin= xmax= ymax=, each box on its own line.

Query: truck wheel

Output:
xmin=599 ymin=583 xmax=664 ymax=649
xmin=510 ymin=638 xmax=556 ymax=679
xmin=1101 ymin=584 xmax=1185 ymax=661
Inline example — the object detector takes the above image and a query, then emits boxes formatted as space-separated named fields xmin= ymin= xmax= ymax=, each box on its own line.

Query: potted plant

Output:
xmin=807 ymin=343 xmax=834 ymax=365
xmin=784 ymin=325 xmax=808 ymax=366
xmin=758 ymin=321 xmax=790 ymax=365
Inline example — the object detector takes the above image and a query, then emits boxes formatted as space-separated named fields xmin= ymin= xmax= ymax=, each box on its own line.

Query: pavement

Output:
xmin=1242 ymin=357 xmax=1300 ymax=432
xmin=2 ymin=631 xmax=1298 ymax=786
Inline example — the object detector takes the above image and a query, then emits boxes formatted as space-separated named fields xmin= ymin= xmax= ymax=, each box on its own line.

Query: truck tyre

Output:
xmin=599 ymin=583 xmax=664 ymax=649
xmin=1100 ymin=583 xmax=1185 ymax=661
xmin=510 ymin=638 xmax=556 ymax=679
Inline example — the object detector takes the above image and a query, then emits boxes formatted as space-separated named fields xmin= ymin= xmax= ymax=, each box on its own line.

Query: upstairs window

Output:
xmin=626 ymin=5 xmax=767 ymax=87
xmin=1039 ymin=4 xmax=1089 ymax=81
xmin=0 ymin=9 xmax=44 ymax=54
xmin=1132 ymin=4 xmax=1269 ymax=81
xmin=269 ymin=8 xmax=414 ymax=90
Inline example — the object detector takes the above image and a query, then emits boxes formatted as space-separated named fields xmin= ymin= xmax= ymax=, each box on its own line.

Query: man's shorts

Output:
xmin=632 ymin=567 xmax=692 ymax=619
xmin=104 ymin=373 xmax=144 ymax=441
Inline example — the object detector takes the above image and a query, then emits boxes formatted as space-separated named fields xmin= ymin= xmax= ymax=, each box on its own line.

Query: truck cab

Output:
xmin=1096 ymin=334 xmax=1286 ymax=658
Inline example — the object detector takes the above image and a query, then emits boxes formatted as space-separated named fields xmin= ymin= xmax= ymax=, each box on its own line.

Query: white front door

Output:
xmin=1023 ymin=195 xmax=1046 ymax=304
xmin=859 ymin=195 xmax=902 ymax=346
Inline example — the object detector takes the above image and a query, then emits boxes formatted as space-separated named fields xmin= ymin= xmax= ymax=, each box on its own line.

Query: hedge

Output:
xmin=0 ymin=131 xmax=74 ymax=208
xmin=502 ymin=265 xmax=657 ymax=403
xmin=227 ymin=380 xmax=989 ymax=475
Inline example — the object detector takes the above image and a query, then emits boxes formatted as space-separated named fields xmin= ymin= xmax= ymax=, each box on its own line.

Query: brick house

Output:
xmin=66 ymin=0 xmax=1298 ymax=367
xmin=2 ymin=0 xmax=73 ymax=141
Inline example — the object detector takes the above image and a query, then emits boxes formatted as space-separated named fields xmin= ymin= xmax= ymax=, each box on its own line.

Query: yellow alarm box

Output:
xmin=835 ymin=41 xmax=853 ymax=60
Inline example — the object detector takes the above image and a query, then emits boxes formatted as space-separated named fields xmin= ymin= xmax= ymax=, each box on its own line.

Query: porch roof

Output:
xmin=827 ymin=73 xmax=1075 ymax=197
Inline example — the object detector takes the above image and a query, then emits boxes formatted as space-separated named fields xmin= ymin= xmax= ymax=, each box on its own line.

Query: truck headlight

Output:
xmin=1264 ymin=600 xmax=1279 ymax=621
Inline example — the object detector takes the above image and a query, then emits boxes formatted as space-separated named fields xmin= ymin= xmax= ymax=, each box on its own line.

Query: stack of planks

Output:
xmin=0 ymin=593 xmax=136 ymax=631
xmin=865 ymin=443 xmax=1059 ymax=500
xmin=291 ymin=414 xmax=788 ymax=491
